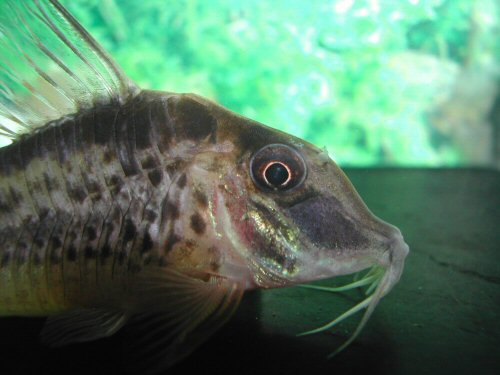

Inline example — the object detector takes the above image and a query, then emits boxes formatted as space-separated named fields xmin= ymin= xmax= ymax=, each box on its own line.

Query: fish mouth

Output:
xmin=298 ymin=229 xmax=409 ymax=356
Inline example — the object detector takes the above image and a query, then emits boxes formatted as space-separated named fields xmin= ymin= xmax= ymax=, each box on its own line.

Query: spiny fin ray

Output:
xmin=41 ymin=309 xmax=128 ymax=347
xmin=0 ymin=0 xmax=138 ymax=147
xmin=124 ymin=268 xmax=244 ymax=373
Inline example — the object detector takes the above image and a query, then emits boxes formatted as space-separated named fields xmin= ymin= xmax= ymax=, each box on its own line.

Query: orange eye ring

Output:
xmin=250 ymin=144 xmax=307 ymax=192
xmin=262 ymin=161 xmax=292 ymax=188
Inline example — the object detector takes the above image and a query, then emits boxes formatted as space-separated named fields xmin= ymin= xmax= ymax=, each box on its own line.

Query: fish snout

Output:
xmin=376 ymin=225 xmax=409 ymax=294
xmin=368 ymin=218 xmax=409 ymax=264
xmin=387 ymin=226 xmax=409 ymax=261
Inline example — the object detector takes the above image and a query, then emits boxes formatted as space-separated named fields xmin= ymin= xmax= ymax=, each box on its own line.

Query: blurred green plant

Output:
xmin=61 ymin=0 xmax=499 ymax=167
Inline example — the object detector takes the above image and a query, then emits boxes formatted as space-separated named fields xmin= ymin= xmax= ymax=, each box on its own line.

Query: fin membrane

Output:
xmin=0 ymin=0 xmax=137 ymax=146
xmin=40 ymin=268 xmax=244 ymax=373
xmin=41 ymin=308 xmax=128 ymax=347
xmin=124 ymin=268 xmax=244 ymax=373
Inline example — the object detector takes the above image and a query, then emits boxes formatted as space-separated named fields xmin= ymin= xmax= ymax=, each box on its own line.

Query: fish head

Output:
xmin=177 ymin=94 xmax=409 ymax=295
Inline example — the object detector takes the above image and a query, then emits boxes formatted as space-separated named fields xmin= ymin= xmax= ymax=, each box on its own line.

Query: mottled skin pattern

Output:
xmin=0 ymin=89 xmax=407 ymax=318
xmin=0 ymin=91 xmax=235 ymax=314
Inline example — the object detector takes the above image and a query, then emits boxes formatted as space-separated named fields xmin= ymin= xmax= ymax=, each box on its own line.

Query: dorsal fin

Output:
xmin=0 ymin=0 xmax=138 ymax=146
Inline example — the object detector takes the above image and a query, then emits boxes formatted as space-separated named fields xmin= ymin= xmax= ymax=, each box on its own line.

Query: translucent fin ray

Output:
xmin=41 ymin=309 xmax=128 ymax=347
xmin=124 ymin=268 xmax=244 ymax=373
xmin=0 ymin=0 xmax=138 ymax=146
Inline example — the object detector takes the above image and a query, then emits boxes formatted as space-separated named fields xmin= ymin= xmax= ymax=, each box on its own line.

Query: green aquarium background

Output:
xmin=60 ymin=0 xmax=499 ymax=168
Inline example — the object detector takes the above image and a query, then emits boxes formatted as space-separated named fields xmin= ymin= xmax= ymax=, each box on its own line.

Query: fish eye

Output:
xmin=250 ymin=144 xmax=307 ymax=191
xmin=264 ymin=161 xmax=291 ymax=187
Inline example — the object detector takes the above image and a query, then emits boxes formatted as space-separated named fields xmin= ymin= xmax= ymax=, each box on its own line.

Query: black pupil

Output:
xmin=265 ymin=162 xmax=289 ymax=187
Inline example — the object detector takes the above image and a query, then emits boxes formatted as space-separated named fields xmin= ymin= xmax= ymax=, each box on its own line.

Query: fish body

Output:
xmin=0 ymin=0 xmax=409 ymax=370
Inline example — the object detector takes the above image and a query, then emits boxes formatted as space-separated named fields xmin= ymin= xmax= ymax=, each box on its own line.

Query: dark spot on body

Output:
xmin=164 ymin=232 xmax=180 ymax=253
xmin=193 ymin=189 xmax=208 ymax=208
xmin=108 ymin=175 xmax=123 ymax=195
xmin=149 ymin=97 xmax=174 ymax=153
xmin=210 ymin=260 xmax=220 ymax=272
xmin=39 ymin=126 xmax=57 ymax=157
xmin=31 ymin=180 xmax=42 ymax=191
xmin=134 ymin=106 xmax=153 ymax=150
xmin=0 ymin=146 xmax=17 ymax=175
xmin=50 ymin=250 xmax=62 ymax=265
xmin=169 ymin=96 xmax=217 ymax=143
xmin=52 ymin=237 xmax=62 ymax=249
xmin=80 ymin=113 xmax=96 ymax=146
xmin=116 ymin=118 xmax=141 ymax=177
xmin=176 ymin=173 xmax=187 ymax=189
xmin=190 ymin=213 xmax=206 ymax=235
xmin=118 ymin=250 xmax=127 ymax=265
xmin=34 ymin=236 xmax=45 ymax=248
xmin=33 ymin=253 xmax=42 ymax=266
xmin=144 ymin=209 xmax=157 ymax=222
xmin=9 ymin=187 xmax=22 ymax=205
xmin=86 ymin=180 xmax=102 ymax=194
xmin=0 ymin=198 xmax=11 ymax=213
xmin=141 ymin=155 xmax=158 ymax=170
xmin=163 ymin=201 xmax=179 ymax=221
xmin=43 ymin=173 xmax=59 ymax=191
xmin=123 ymin=219 xmax=136 ymax=243
xmin=84 ymin=246 xmax=96 ymax=259
xmin=100 ymin=244 xmax=112 ymax=259
xmin=103 ymin=151 xmax=114 ymax=164
xmin=91 ymin=192 xmax=103 ymax=201
xmin=109 ymin=175 xmax=122 ymax=186
xmin=141 ymin=232 xmax=154 ymax=254
xmin=19 ymin=136 xmax=38 ymax=168
xmin=67 ymin=245 xmax=78 ymax=261
xmin=165 ymin=159 xmax=184 ymax=178
xmin=148 ymin=169 xmax=162 ymax=187
xmin=38 ymin=207 xmax=50 ymax=219
xmin=94 ymin=110 xmax=117 ymax=145
xmin=86 ymin=226 xmax=97 ymax=241
xmin=110 ymin=185 xmax=122 ymax=196
xmin=68 ymin=186 xmax=87 ymax=203
xmin=1 ymin=253 xmax=10 ymax=267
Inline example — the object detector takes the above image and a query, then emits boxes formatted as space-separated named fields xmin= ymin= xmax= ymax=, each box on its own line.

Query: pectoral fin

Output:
xmin=125 ymin=268 xmax=244 ymax=372
xmin=41 ymin=308 xmax=128 ymax=347
xmin=40 ymin=268 xmax=244 ymax=372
